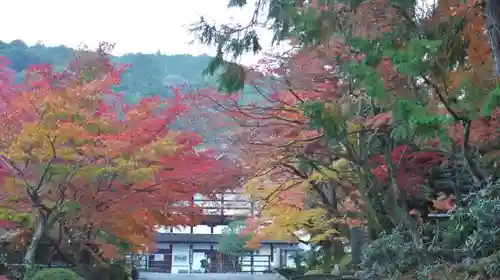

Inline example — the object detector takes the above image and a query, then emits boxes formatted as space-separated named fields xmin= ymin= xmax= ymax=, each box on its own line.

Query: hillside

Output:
xmin=0 ymin=40 xmax=272 ymax=146
xmin=0 ymin=40 xmax=217 ymax=101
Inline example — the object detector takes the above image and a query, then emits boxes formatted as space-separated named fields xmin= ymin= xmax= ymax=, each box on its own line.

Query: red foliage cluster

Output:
xmin=369 ymin=145 xmax=445 ymax=194
xmin=0 ymin=46 xmax=242 ymax=253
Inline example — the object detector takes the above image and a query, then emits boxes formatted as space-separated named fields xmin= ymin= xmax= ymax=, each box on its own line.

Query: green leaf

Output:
xmin=302 ymin=101 xmax=347 ymax=140
xmin=392 ymin=97 xmax=452 ymax=141
xmin=61 ymin=201 xmax=81 ymax=213
xmin=481 ymin=86 xmax=500 ymax=116
xmin=341 ymin=62 xmax=388 ymax=99
xmin=391 ymin=125 xmax=411 ymax=141
xmin=217 ymin=220 xmax=252 ymax=256
xmin=385 ymin=39 xmax=442 ymax=76
xmin=217 ymin=62 xmax=246 ymax=93
xmin=44 ymin=164 xmax=74 ymax=176
xmin=228 ymin=0 xmax=247 ymax=7
xmin=344 ymin=36 xmax=377 ymax=53
xmin=388 ymin=0 xmax=417 ymax=10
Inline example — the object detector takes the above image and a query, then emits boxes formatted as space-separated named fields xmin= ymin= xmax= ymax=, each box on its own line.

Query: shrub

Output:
xmin=360 ymin=227 xmax=421 ymax=280
xmin=108 ymin=264 xmax=128 ymax=280
xmin=304 ymin=269 xmax=323 ymax=275
xmin=360 ymin=181 xmax=500 ymax=280
xmin=92 ymin=264 xmax=129 ymax=280
xmin=276 ymin=268 xmax=304 ymax=279
xmin=32 ymin=268 xmax=79 ymax=280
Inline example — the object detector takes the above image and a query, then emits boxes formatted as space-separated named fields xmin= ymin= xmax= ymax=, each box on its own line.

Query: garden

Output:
xmin=1 ymin=0 xmax=500 ymax=279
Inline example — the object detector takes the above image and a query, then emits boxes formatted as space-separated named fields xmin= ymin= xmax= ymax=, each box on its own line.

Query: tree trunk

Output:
xmin=332 ymin=239 xmax=345 ymax=263
xmin=23 ymin=217 xmax=46 ymax=280
xmin=321 ymin=241 xmax=333 ymax=273
xmin=350 ymin=227 xmax=367 ymax=267
xmin=485 ymin=0 xmax=500 ymax=75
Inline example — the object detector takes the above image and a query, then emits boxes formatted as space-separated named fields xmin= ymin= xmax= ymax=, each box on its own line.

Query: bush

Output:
xmin=109 ymin=264 xmax=129 ymax=280
xmin=276 ymin=268 xmax=304 ymax=279
xmin=304 ymin=269 xmax=323 ymax=275
xmin=360 ymin=181 xmax=500 ymax=280
xmin=91 ymin=264 xmax=129 ymax=280
xmin=290 ymin=275 xmax=354 ymax=280
xmin=32 ymin=268 xmax=79 ymax=280
xmin=360 ymin=227 xmax=421 ymax=280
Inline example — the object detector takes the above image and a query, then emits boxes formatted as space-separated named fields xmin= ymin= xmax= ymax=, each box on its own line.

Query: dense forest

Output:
xmin=0 ymin=40 xmax=216 ymax=102
xmin=0 ymin=40 xmax=257 ymax=145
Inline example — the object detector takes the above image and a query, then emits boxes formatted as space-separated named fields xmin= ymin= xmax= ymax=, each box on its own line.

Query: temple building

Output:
xmin=130 ymin=190 xmax=299 ymax=274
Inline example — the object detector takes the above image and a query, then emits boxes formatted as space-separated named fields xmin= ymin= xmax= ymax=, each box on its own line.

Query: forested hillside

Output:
xmin=0 ymin=40 xmax=216 ymax=102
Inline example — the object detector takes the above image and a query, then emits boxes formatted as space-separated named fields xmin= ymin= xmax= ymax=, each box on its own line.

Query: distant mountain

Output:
xmin=0 ymin=40 xmax=218 ymax=101
xmin=0 ymin=40 xmax=270 ymax=145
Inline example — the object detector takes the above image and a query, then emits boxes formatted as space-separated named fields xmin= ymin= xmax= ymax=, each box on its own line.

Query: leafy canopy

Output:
xmin=0 ymin=46 xmax=236 ymax=260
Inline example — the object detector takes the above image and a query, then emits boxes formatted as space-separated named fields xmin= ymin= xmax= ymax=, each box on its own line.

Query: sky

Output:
xmin=0 ymin=0 xmax=284 ymax=65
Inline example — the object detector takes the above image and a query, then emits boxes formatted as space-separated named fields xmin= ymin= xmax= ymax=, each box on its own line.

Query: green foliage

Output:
xmin=190 ymin=0 xmax=338 ymax=91
xmin=0 ymin=207 xmax=32 ymax=227
xmin=438 ymin=182 xmax=500 ymax=260
xmin=481 ymin=86 xmax=500 ymax=116
xmin=214 ymin=61 xmax=246 ymax=93
xmin=384 ymin=39 xmax=442 ymax=76
xmin=216 ymin=220 xmax=251 ymax=257
xmin=340 ymin=62 xmax=389 ymax=99
xmin=0 ymin=40 xmax=249 ymax=145
xmin=360 ymin=227 xmax=421 ymax=280
xmin=189 ymin=0 xmax=500 ymax=278
xmin=97 ymin=230 xmax=132 ymax=254
xmin=338 ymin=254 xmax=352 ymax=272
xmin=392 ymin=98 xmax=452 ymax=143
xmin=276 ymin=267 xmax=304 ymax=280
xmin=302 ymin=101 xmax=347 ymax=141
xmin=32 ymin=268 xmax=79 ymax=280
xmin=228 ymin=0 xmax=247 ymax=7
xmin=361 ymin=181 xmax=500 ymax=279
xmin=95 ymin=264 xmax=129 ymax=280
xmin=0 ymin=40 xmax=215 ymax=98
xmin=303 ymin=269 xmax=323 ymax=275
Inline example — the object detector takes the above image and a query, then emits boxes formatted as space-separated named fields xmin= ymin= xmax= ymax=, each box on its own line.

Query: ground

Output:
xmin=140 ymin=272 xmax=283 ymax=280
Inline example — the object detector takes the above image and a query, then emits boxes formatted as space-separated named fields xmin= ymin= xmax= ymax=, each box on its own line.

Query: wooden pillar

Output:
xmin=189 ymin=244 xmax=193 ymax=273
xmin=350 ymin=227 xmax=367 ymax=266
xmin=250 ymin=252 xmax=254 ymax=274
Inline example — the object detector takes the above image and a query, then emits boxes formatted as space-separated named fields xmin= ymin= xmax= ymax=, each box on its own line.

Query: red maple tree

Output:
xmin=0 ymin=44 xmax=240 ymax=266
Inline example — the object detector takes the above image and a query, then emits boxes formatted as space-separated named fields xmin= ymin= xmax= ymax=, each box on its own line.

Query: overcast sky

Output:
xmin=0 ymin=0 xmax=282 ymax=65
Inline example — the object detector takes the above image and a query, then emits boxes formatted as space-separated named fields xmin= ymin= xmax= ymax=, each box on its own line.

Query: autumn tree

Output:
xmin=216 ymin=220 xmax=252 ymax=271
xmin=190 ymin=0 xmax=500 ymax=277
xmin=0 ymin=44 xmax=236 ymax=279
xmin=188 ymin=47 xmax=376 ymax=273
xmin=191 ymin=0 xmax=500 ymax=92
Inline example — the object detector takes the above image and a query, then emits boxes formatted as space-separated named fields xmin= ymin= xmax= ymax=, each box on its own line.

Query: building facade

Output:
xmin=130 ymin=191 xmax=299 ymax=274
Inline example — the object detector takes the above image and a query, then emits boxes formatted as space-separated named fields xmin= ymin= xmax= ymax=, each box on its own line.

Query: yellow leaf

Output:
xmin=347 ymin=121 xmax=360 ymax=147
xmin=310 ymin=167 xmax=339 ymax=183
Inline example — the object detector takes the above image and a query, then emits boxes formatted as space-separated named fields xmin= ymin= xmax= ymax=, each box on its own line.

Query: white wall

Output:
xmin=156 ymin=243 xmax=170 ymax=250
xmin=241 ymin=255 xmax=252 ymax=272
xmin=171 ymin=244 xmax=190 ymax=273
xmin=156 ymin=226 xmax=170 ymax=233
xmin=255 ymin=244 xmax=271 ymax=255
xmin=253 ymin=244 xmax=271 ymax=272
xmin=172 ymin=226 xmax=190 ymax=234
xmin=273 ymin=245 xmax=283 ymax=268
xmin=212 ymin=225 xmax=228 ymax=234
xmin=273 ymin=246 xmax=299 ymax=268
xmin=238 ymin=244 xmax=274 ymax=272
xmin=192 ymin=244 xmax=211 ymax=250
xmin=165 ymin=242 xmax=297 ymax=273
xmin=192 ymin=225 xmax=211 ymax=234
